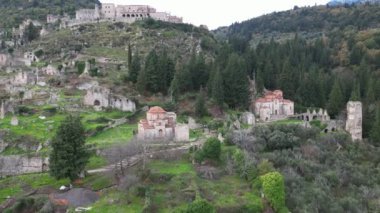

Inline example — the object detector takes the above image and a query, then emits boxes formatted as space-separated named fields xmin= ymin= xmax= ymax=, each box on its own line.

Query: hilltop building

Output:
xmin=137 ymin=106 xmax=189 ymax=142
xmin=75 ymin=3 xmax=182 ymax=24
xmin=254 ymin=90 xmax=294 ymax=122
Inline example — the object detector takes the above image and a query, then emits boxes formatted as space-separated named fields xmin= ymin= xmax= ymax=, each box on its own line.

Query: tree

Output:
xmin=195 ymin=92 xmax=208 ymax=117
xmin=196 ymin=137 xmax=221 ymax=162
xmin=129 ymin=51 xmax=141 ymax=83
xmin=223 ymin=54 xmax=250 ymax=108
xmin=211 ymin=68 xmax=224 ymax=106
xmin=127 ymin=43 xmax=132 ymax=73
xmin=49 ymin=115 xmax=90 ymax=181
xmin=327 ymin=79 xmax=345 ymax=118
xmin=23 ymin=22 xmax=39 ymax=43
xmin=350 ymin=81 xmax=361 ymax=101
xmin=370 ymin=104 xmax=380 ymax=146
xmin=260 ymin=172 xmax=288 ymax=213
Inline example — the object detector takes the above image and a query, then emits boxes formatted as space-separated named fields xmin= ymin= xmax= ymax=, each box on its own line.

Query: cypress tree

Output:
xmin=327 ymin=78 xmax=345 ymax=118
xmin=127 ymin=43 xmax=132 ymax=73
xmin=129 ymin=51 xmax=140 ymax=83
xmin=211 ymin=69 xmax=224 ymax=106
xmin=195 ymin=90 xmax=208 ymax=117
xmin=49 ymin=115 xmax=90 ymax=181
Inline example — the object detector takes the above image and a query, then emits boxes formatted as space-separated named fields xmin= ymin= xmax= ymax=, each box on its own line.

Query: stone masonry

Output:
xmin=346 ymin=101 xmax=362 ymax=141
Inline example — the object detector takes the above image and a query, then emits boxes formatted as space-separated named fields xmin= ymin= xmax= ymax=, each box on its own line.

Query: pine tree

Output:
xmin=370 ymin=104 xmax=380 ymax=146
xmin=327 ymin=78 xmax=345 ymax=118
xmin=49 ymin=115 xmax=89 ymax=181
xmin=129 ymin=51 xmax=140 ymax=83
xmin=365 ymin=78 xmax=376 ymax=103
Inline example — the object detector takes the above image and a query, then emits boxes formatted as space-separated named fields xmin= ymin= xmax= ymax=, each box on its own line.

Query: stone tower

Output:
xmin=0 ymin=101 xmax=5 ymax=119
xmin=345 ymin=101 xmax=362 ymax=141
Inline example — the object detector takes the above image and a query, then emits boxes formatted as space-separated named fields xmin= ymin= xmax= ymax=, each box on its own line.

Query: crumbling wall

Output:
xmin=345 ymin=101 xmax=362 ymax=141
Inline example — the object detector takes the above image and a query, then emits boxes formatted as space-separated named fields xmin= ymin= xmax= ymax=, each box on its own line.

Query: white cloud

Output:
xmin=99 ymin=0 xmax=330 ymax=29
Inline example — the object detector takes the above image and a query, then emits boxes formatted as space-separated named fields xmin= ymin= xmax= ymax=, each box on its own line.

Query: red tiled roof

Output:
xmin=148 ymin=106 xmax=166 ymax=114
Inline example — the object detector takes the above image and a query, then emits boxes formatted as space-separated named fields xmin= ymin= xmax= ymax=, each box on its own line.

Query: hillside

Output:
xmin=215 ymin=4 xmax=380 ymax=41
xmin=0 ymin=0 xmax=100 ymax=28
xmin=1 ymin=2 xmax=380 ymax=213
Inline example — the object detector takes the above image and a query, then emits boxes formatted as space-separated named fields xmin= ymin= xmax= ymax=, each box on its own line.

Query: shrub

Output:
xmin=183 ymin=199 xmax=215 ymax=213
xmin=260 ymin=172 xmax=288 ymax=213
xmin=16 ymin=105 xmax=34 ymax=115
xmin=199 ymin=137 xmax=221 ymax=161
xmin=75 ymin=61 xmax=86 ymax=74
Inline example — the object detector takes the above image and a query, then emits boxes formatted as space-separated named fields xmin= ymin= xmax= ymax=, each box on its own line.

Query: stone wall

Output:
xmin=345 ymin=101 xmax=362 ymax=141
xmin=0 ymin=156 xmax=48 ymax=176
xmin=83 ymin=86 xmax=136 ymax=112
xmin=175 ymin=124 xmax=190 ymax=142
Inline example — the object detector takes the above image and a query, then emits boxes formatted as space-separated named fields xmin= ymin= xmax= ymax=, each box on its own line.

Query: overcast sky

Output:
xmin=100 ymin=0 xmax=330 ymax=29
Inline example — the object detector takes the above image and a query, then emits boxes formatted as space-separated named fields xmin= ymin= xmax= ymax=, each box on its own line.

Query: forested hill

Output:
xmin=0 ymin=0 xmax=100 ymax=28
xmin=216 ymin=4 xmax=380 ymax=40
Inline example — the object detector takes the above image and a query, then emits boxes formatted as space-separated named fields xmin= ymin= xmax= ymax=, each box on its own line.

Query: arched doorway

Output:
xmin=94 ymin=100 xmax=101 ymax=106
xmin=159 ymin=129 xmax=163 ymax=137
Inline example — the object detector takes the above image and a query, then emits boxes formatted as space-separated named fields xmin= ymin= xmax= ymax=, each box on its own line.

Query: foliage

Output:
xmin=49 ymin=115 xmax=90 ymax=181
xmin=196 ymin=137 xmax=221 ymax=162
xmin=260 ymin=172 xmax=288 ymax=213
xmin=75 ymin=61 xmax=86 ymax=75
xmin=183 ymin=199 xmax=216 ymax=213
xmin=195 ymin=91 xmax=208 ymax=117
xmin=370 ymin=104 xmax=380 ymax=145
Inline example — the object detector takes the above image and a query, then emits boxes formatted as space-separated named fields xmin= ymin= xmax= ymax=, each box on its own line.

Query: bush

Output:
xmin=183 ymin=199 xmax=215 ymax=213
xmin=260 ymin=172 xmax=288 ymax=213
xmin=75 ymin=61 xmax=86 ymax=74
xmin=196 ymin=137 xmax=221 ymax=162
xmin=16 ymin=105 xmax=34 ymax=115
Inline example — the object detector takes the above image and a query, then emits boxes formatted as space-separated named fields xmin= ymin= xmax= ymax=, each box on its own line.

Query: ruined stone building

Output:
xmin=12 ymin=71 xmax=36 ymax=85
xmin=346 ymin=101 xmax=362 ymax=141
xmin=0 ymin=100 xmax=14 ymax=119
xmin=254 ymin=90 xmax=294 ymax=122
xmin=83 ymin=86 xmax=136 ymax=112
xmin=74 ymin=3 xmax=182 ymax=24
xmin=42 ymin=65 xmax=60 ymax=76
xmin=0 ymin=54 xmax=9 ymax=67
xmin=137 ymin=106 xmax=189 ymax=141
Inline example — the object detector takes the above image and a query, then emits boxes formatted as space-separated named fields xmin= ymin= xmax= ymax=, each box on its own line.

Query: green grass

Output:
xmin=0 ymin=113 xmax=66 ymax=141
xmin=89 ymin=190 xmax=144 ymax=213
xmin=82 ymin=174 xmax=113 ymax=191
xmin=87 ymin=123 xmax=136 ymax=147
xmin=0 ymin=173 xmax=69 ymax=203
xmin=84 ymin=46 xmax=127 ymax=61
xmin=0 ymin=185 xmax=22 ymax=203
xmin=86 ymin=155 xmax=107 ymax=170
xmin=148 ymin=160 xmax=195 ymax=175
xmin=273 ymin=119 xmax=303 ymax=125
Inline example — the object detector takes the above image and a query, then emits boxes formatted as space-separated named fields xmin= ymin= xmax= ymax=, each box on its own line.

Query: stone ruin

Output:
xmin=83 ymin=86 xmax=136 ymax=112
xmin=296 ymin=108 xmax=330 ymax=122
xmin=0 ymin=100 xmax=14 ymax=119
xmin=345 ymin=101 xmax=362 ymax=141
